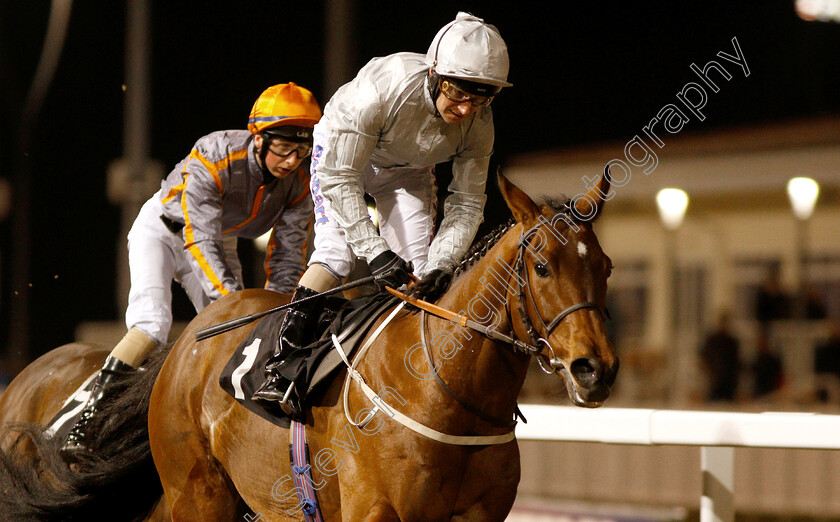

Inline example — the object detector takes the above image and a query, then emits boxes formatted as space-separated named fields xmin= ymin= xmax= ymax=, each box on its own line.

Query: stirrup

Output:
xmin=252 ymin=378 xmax=300 ymax=416
xmin=278 ymin=382 xmax=297 ymax=415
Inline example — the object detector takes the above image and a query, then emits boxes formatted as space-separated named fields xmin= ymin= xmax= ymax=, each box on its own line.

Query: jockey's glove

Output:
xmin=369 ymin=250 xmax=414 ymax=291
xmin=410 ymin=268 xmax=453 ymax=303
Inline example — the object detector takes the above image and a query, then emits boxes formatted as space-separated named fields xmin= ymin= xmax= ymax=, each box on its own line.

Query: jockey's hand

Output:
xmin=410 ymin=268 xmax=453 ymax=303
xmin=369 ymin=250 xmax=414 ymax=291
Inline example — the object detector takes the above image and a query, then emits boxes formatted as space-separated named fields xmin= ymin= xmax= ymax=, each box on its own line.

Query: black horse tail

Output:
xmin=0 ymin=347 xmax=169 ymax=521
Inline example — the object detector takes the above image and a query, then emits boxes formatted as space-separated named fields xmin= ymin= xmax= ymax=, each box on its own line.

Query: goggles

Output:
xmin=267 ymin=138 xmax=313 ymax=159
xmin=439 ymin=78 xmax=494 ymax=107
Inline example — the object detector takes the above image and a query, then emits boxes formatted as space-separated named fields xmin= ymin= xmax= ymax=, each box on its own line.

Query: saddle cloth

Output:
xmin=219 ymin=293 xmax=400 ymax=428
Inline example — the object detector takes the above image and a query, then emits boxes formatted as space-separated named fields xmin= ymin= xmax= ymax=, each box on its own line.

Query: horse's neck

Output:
xmin=428 ymin=232 xmax=530 ymax=417
xmin=440 ymin=237 xmax=518 ymax=336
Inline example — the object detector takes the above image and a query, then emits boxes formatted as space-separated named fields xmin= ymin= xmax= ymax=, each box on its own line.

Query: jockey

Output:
xmin=252 ymin=12 xmax=512 ymax=411
xmin=62 ymin=83 xmax=322 ymax=454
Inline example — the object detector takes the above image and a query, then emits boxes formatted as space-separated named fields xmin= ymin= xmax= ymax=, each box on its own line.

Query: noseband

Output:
xmin=511 ymin=217 xmax=607 ymax=373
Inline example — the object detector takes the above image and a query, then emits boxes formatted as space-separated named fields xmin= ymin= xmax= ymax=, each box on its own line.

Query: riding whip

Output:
xmin=194 ymin=275 xmax=379 ymax=341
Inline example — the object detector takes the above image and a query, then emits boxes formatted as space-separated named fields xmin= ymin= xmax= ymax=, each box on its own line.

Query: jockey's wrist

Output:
xmin=364 ymin=244 xmax=391 ymax=265
xmin=424 ymin=259 xmax=457 ymax=276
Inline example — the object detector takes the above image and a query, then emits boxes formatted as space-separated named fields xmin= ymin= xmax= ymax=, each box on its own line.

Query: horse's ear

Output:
xmin=498 ymin=169 xmax=539 ymax=224
xmin=572 ymin=164 xmax=613 ymax=222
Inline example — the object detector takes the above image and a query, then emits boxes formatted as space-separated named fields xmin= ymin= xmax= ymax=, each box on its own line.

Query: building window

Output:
xmin=607 ymin=260 xmax=649 ymax=351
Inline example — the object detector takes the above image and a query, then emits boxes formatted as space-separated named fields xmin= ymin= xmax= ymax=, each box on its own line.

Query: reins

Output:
xmin=194 ymin=275 xmax=380 ymax=341
xmin=420 ymin=310 xmax=518 ymax=429
xmin=384 ymin=287 xmax=541 ymax=355
xmin=365 ymin=217 xmax=608 ymax=439
xmin=386 ymin=216 xmax=608 ymax=375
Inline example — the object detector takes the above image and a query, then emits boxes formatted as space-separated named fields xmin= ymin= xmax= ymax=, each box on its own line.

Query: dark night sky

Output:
xmin=1 ymin=1 xmax=839 ymax=361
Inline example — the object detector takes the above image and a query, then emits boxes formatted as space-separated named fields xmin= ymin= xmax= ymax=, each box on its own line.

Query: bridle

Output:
xmin=345 ymin=211 xmax=611 ymax=438
xmin=509 ymin=215 xmax=607 ymax=373
xmin=402 ymin=212 xmax=609 ymax=429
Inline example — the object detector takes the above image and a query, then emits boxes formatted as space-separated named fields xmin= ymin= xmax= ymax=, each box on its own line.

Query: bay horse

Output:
xmin=147 ymin=172 xmax=617 ymax=520
xmin=0 ymin=172 xmax=616 ymax=521
xmin=0 ymin=343 xmax=171 ymax=520
xmin=0 ymin=343 xmax=108 ymax=442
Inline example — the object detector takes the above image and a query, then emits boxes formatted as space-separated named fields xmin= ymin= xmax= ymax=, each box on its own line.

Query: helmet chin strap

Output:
xmin=427 ymin=72 xmax=441 ymax=117
xmin=255 ymin=134 xmax=274 ymax=183
xmin=428 ymin=20 xmax=457 ymax=118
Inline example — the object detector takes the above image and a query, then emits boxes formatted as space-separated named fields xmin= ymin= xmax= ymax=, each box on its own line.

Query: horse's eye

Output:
xmin=534 ymin=263 xmax=549 ymax=277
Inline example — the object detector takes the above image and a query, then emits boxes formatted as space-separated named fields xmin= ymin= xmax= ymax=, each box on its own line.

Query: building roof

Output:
xmin=505 ymin=116 xmax=840 ymax=214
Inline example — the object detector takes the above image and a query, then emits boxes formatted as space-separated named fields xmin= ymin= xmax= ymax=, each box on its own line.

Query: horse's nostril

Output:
xmin=570 ymin=358 xmax=602 ymax=386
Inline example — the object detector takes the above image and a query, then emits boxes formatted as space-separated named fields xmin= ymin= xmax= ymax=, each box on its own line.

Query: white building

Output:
xmin=506 ymin=116 xmax=840 ymax=406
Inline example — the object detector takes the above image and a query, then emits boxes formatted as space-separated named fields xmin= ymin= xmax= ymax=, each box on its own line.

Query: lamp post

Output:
xmin=656 ymin=188 xmax=690 ymax=233
xmin=656 ymin=188 xmax=689 ymax=404
xmin=786 ymin=177 xmax=820 ymax=318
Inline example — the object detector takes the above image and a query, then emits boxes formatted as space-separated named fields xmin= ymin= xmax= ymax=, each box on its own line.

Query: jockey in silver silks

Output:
xmin=252 ymin=12 xmax=513 ymax=413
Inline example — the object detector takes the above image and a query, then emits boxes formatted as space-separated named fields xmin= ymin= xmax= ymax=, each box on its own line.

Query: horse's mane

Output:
xmin=452 ymin=195 xmax=573 ymax=277
xmin=453 ymin=220 xmax=515 ymax=277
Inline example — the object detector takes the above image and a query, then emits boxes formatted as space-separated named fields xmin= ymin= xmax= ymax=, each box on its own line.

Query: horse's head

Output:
xmin=499 ymin=170 xmax=618 ymax=407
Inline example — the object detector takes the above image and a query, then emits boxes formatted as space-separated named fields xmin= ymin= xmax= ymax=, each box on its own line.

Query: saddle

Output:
xmin=219 ymin=293 xmax=400 ymax=428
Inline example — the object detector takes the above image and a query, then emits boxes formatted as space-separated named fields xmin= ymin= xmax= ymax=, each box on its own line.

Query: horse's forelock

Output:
xmin=539 ymin=196 xmax=592 ymax=231
xmin=541 ymin=196 xmax=572 ymax=214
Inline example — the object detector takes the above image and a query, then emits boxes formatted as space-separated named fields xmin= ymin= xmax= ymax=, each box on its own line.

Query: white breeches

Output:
xmin=307 ymin=154 xmax=436 ymax=279
xmin=125 ymin=195 xmax=241 ymax=344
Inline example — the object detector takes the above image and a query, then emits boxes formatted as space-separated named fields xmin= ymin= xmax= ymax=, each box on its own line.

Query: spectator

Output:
xmin=699 ymin=310 xmax=742 ymax=402
xmin=815 ymin=321 xmax=840 ymax=379
xmin=755 ymin=268 xmax=791 ymax=324
xmin=752 ymin=330 xmax=784 ymax=398
xmin=804 ymin=285 xmax=828 ymax=320
xmin=814 ymin=321 xmax=840 ymax=402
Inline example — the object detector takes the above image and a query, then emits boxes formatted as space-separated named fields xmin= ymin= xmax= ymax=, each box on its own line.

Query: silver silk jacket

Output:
xmin=315 ymin=52 xmax=494 ymax=273
xmin=159 ymin=130 xmax=312 ymax=299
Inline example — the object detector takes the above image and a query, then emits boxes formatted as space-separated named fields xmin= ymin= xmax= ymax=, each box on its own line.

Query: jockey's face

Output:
xmin=255 ymin=134 xmax=308 ymax=179
xmin=436 ymin=92 xmax=480 ymax=124
xmin=434 ymin=77 xmax=492 ymax=125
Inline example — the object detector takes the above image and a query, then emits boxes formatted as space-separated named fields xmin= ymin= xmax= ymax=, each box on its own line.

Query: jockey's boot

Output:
xmin=61 ymin=356 xmax=135 ymax=456
xmin=251 ymin=285 xmax=321 ymax=412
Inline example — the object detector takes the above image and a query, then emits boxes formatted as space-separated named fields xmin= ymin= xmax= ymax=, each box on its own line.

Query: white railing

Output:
xmin=515 ymin=405 xmax=840 ymax=522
